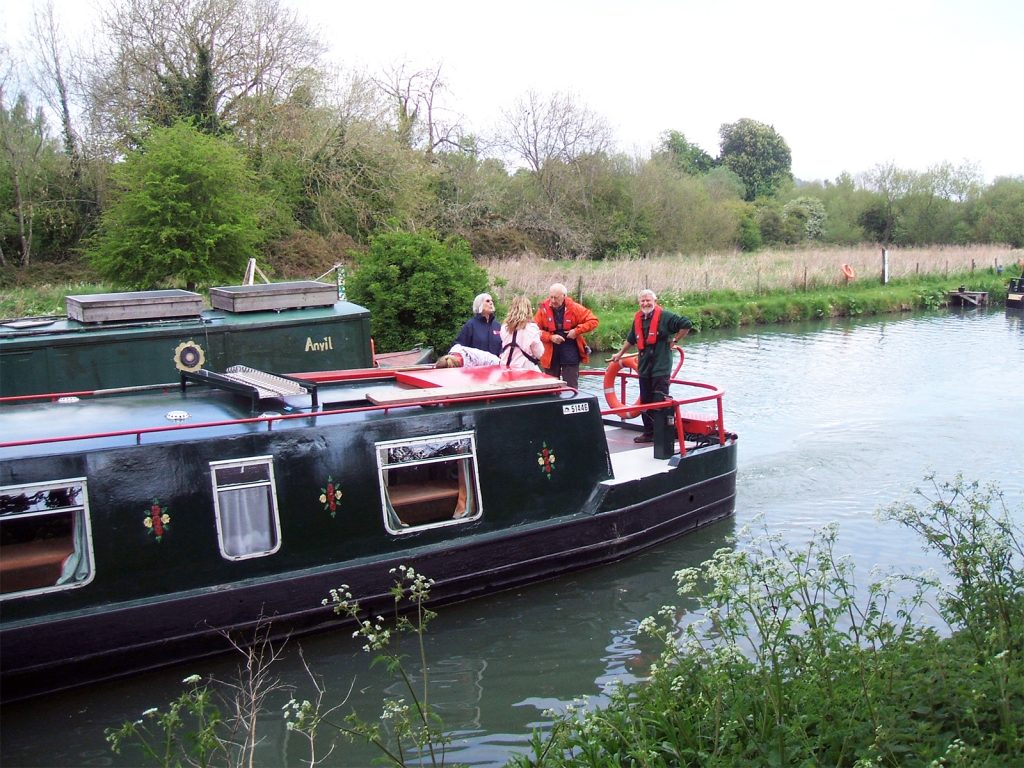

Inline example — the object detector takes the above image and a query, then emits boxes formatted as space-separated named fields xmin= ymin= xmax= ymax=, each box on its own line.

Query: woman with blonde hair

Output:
xmin=499 ymin=295 xmax=544 ymax=371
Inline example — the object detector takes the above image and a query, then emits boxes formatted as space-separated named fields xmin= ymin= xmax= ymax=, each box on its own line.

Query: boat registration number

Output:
xmin=561 ymin=402 xmax=590 ymax=415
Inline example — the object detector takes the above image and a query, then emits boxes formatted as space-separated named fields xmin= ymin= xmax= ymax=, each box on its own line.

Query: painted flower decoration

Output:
xmin=144 ymin=500 xmax=171 ymax=541
xmin=537 ymin=442 xmax=556 ymax=478
xmin=320 ymin=476 xmax=343 ymax=517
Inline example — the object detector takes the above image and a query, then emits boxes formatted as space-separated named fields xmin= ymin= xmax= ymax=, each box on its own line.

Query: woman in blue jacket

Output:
xmin=455 ymin=293 xmax=502 ymax=355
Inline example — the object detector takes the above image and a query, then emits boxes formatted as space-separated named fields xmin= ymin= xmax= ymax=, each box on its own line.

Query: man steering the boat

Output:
xmin=610 ymin=289 xmax=692 ymax=443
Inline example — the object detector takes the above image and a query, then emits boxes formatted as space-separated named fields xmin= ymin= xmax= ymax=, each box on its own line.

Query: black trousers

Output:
xmin=546 ymin=362 xmax=580 ymax=389
xmin=639 ymin=374 xmax=670 ymax=434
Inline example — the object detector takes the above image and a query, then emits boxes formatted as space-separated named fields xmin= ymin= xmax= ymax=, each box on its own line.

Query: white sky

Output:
xmin=4 ymin=0 xmax=1022 ymax=183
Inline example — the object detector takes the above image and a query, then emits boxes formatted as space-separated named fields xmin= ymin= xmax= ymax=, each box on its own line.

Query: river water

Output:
xmin=3 ymin=307 xmax=1023 ymax=767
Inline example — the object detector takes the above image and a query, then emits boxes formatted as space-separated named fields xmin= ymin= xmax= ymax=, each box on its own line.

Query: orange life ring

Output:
xmin=841 ymin=263 xmax=855 ymax=280
xmin=603 ymin=355 xmax=642 ymax=419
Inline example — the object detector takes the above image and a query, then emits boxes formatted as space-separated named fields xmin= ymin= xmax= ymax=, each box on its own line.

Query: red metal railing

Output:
xmin=1 ymin=357 xmax=728 ymax=457
xmin=0 ymin=378 xmax=572 ymax=450
xmin=581 ymin=345 xmax=728 ymax=456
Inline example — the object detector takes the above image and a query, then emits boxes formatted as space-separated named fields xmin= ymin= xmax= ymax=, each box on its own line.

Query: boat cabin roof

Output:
xmin=0 ymin=300 xmax=369 ymax=342
xmin=0 ymin=366 xmax=568 ymax=459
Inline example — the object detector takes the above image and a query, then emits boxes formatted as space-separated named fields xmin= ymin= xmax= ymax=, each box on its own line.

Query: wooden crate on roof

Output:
xmin=209 ymin=281 xmax=337 ymax=312
xmin=66 ymin=290 xmax=203 ymax=323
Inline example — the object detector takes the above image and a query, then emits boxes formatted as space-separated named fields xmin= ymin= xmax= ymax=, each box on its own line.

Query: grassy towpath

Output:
xmin=483 ymin=244 xmax=1023 ymax=351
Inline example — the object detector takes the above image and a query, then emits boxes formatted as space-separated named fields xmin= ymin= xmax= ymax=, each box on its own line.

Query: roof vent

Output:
xmin=165 ymin=410 xmax=190 ymax=421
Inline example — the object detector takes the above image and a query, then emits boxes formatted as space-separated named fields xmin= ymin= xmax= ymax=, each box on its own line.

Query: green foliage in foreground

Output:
xmin=514 ymin=476 xmax=1024 ymax=767
xmin=347 ymin=230 xmax=488 ymax=355
xmin=584 ymin=269 xmax=1016 ymax=352
xmin=108 ymin=567 xmax=452 ymax=768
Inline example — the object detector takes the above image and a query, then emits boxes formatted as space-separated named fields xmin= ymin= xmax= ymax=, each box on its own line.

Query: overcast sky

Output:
xmin=5 ymin=0 xmax=1022 ymax=183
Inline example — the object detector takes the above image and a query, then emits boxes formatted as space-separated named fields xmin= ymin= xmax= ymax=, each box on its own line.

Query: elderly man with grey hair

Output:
xmin=532 ymin=283 xmax=599 ymax=388
xmin=610 ymin=289 xmax=692 ymax=443
xmin=454 ymin=292 xmax=502 ymax=356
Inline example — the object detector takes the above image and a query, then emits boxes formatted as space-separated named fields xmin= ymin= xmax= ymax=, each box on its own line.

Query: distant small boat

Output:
xmin=0 ymin=358 xmax=736 ymax=702
xmin=1007 ymin=276 xmax=1024 ymax=309
xmin=0 ymin=281 xmax=429 ymax=398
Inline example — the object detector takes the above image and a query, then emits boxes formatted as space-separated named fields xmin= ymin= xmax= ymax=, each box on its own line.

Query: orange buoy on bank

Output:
xmin=841 ymin=263 xmax=855 ymax=281
xmin=603 ymin=355 xmax=643 ymax=419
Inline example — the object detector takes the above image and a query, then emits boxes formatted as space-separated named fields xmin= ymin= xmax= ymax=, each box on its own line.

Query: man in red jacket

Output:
xmin=533 ymin=283 xmax=599 ymax=388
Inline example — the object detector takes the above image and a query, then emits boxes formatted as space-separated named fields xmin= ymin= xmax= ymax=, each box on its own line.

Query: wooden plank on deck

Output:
xmin=366 ymin=378 xmax=562 ymax=405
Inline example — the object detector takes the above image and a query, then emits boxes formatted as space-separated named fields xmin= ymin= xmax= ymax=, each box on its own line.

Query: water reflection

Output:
xmin=3 ymin=309 xmax=1023 ymax=767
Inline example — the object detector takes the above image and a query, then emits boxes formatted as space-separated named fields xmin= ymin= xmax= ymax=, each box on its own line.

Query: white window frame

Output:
xmin=210 ymin=455 xmax=282 ymax=560
xmin=376 ymin=431 xmax=482 ymax=535
xmin=0 ymin=477 xmax=95 ymax=600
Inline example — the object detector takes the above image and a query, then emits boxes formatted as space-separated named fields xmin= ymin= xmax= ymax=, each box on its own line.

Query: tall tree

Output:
xmin=86 ymin=0 xmax=325 ymax=148
xmin=656 ymin=129 xmax=714 ymax=175
xmin=497 ymin=90 xmax=611 ymax=179
xmin=88 ymin=120 xmax=266 ymax=290
xmin=0 ymin=76 xmax=58 ymax=267
xmin=970 ymin=176 xmax=1024 ymax=247
xmin=858 ymin=162 xmax=915 ymax=244
xmin=30 ymin=2 xmax=82 ymax=174
xmin=373 ymin=62 xmax=464 ymax=155
xmin=718 ymin=118 xmax=792 ymax=201
xmin=495 ymin=90 xmax=612 ymax=255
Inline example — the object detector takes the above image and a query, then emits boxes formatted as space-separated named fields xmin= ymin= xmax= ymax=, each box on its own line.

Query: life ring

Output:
xmin=603 ymin=355 xmax=642 ymax=419
xmin=841 ymin=263 xmax=855 ymax=280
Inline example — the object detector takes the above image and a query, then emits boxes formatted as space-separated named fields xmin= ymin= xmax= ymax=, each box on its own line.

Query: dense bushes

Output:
xmin=346 ymin=230 xmax=487 ymax=354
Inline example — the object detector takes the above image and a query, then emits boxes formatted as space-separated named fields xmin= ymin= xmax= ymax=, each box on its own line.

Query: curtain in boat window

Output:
xmin=218 ymin=485 xmax=276 ymax=557
xmin=210 ymin=457 xmax=279 ymax=559
xmin=57 ymin=507 xmax=91 ymax=585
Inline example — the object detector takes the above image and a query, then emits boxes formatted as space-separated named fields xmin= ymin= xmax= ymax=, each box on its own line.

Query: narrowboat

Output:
xmin=1007 ymin=276 xmax=1024 ymax=309
xmin=0 ymin=359 xmax=737 ymax=702
xmin=0 ymin=281 xmax=431 ymax=398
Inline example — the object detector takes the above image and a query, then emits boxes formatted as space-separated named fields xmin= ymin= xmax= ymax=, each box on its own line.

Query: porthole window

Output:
xmin=210 ymin=456 xmax=281 ymax=559
xmin=0 ymin=478 xmax=94 ymax=598
xmin=376 ymin=432 xmax=481 ymax=534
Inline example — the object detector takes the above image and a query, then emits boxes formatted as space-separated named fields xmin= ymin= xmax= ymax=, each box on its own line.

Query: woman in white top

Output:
xmin=499 ymin=295 xmax=544 ymax=371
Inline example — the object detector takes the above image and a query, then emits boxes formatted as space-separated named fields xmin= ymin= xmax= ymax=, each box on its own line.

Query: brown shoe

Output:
xmin=633 ymin=434 xmax=654 ymax=443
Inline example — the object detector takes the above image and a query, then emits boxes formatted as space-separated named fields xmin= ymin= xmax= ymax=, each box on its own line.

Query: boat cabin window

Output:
xmin=376 ymin=431 xmax=481 ymax=534
xmin=210 ymin=456 xmax=282 ymax=560
xmin=0 ymin=478 xmax=94 ymax=598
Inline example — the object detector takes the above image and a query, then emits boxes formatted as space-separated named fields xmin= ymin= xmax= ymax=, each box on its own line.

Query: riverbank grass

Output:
xmin=580 ymin=269 xmax=1014 ymax=351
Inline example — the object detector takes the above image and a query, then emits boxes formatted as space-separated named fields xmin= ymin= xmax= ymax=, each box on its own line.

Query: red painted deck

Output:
xmin=395 ymin=366 xmax=555 ymax=389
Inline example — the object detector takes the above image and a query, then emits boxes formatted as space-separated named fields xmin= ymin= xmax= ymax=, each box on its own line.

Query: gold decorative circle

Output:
xmin=173 ymin=340 xmax=206 ymax=372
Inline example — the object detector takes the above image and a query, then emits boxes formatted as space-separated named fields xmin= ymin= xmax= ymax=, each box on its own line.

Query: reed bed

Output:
xmin=482 ymin=244 xmax=1022 ymax=302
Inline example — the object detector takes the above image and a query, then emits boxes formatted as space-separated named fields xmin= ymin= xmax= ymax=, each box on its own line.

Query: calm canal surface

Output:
xmin=4 ymin=307 xmax=1023 ymax=767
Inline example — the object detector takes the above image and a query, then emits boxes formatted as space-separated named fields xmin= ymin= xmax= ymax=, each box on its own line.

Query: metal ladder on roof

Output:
xmin=180 ymin=365 xmax=319 ymax=411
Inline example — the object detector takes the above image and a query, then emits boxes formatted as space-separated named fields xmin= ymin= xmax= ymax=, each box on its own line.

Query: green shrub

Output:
xmin=87 ymin=120 xmax=266 ymax=291
xmin=736 ymin=215 xmax=762 ymax=252
xmin=347 ymin=230 xmax=488 ymax=355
